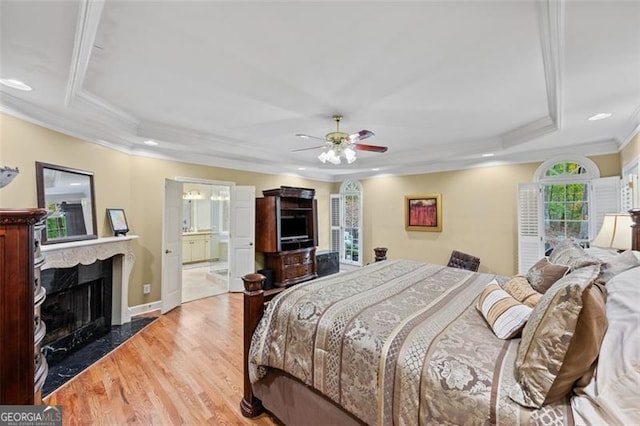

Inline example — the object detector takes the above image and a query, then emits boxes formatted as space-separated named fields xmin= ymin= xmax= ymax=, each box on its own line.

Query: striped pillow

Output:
xmin=477 ymin=280 xmax=533 ymax=339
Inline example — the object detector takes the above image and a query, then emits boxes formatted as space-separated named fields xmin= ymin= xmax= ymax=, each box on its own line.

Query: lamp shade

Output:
xmin=592 ymin=213 xmax=632 ymax=250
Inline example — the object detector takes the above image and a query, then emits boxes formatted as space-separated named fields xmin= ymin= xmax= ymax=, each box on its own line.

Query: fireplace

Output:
xmin=41 ymin=259 xmax=113 ymax=365
xmin=41 ymin=236 xmax=138 ymax=324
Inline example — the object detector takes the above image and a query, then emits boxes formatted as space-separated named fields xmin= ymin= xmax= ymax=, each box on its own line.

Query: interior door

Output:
xmin=228 ymin=185 xmax=255 ymax=292
xmin=161 ymin=178 xmax=183 ymax=313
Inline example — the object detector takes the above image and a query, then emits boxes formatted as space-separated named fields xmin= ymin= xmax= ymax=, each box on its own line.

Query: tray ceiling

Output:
xmin=1 ymin=0 xmax=638 ymax=181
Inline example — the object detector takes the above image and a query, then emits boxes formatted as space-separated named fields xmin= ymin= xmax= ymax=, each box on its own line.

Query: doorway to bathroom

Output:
xmin=181 ymin=182 xmax=230 ymax=302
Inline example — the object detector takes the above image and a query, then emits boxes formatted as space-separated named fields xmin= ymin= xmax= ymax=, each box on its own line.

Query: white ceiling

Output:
xmin=1 ymin=0 xmax=638 ymax=182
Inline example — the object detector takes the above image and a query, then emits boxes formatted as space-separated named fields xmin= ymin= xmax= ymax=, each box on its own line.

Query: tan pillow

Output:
xmin=549 ymin=240 xmax=601 ymax=271
xmin=503 ymin=275 xmax=542 ymax=307
xmin=477 ymin=280 xmax=533 ymax=339
xmin=526 ymin=258 xmax=570 ymax=293
xmin=544 ymin=281 xmax=607 ymax=403
xmin=510 ymin=264 xmax=606 ymax=408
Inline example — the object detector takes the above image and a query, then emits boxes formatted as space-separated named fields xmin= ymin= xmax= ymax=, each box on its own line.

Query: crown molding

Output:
xmin=0 ymin=92 xmax=136 ymax=154
xmin=75 ymin=90 xmax=140 ymax=133
xmin=137 ymin=120 xmax=280 ymax=160
xmin=501 ymin=115 xmax=557 ymax=148
xmin=65 ymin=0 xmax=105 ymax=107
xmin=618 ymin=103 xmax=640 ymax=150
xmin=499 ymin=0 xmax=564 ymax=148
xmin=355 ymin=137 xmax=619 ymax=181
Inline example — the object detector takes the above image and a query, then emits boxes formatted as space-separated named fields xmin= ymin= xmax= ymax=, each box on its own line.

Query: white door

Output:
xmin=162 ymin=179 xmax=183 ymax=313
xmin=228 ymin=185 xmax=255 ymax=292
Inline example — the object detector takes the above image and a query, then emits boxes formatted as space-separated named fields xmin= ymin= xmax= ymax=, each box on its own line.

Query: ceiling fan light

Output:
xmin=327 ymin=149 xmax=341 ymax=164
xmin=318 ymin=151 xmax=328 ymax=163
xmin=344 ymin=147 xmax=357 ymax=163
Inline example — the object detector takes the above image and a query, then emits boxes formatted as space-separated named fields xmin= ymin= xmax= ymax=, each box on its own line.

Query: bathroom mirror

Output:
xmin=36 ymin=162 xmax=98 ymax=244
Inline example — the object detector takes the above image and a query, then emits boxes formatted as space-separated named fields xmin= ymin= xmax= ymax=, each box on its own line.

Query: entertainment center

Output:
xmin=255 ymin=186 xmax=318 ymax=288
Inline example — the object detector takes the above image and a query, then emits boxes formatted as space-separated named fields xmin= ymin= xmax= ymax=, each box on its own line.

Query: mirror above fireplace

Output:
xmin=35 ymin=162 xmax=98 ymax=244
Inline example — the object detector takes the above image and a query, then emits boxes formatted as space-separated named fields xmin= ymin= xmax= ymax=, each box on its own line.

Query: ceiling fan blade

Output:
xmin=292 ymin=145 xmax=325 ymax=152
xmin=354 ymin=143 xmax=388 ymax=153
xmin=295 ymin=133 xmax=325 ymax=141
xmin=349 ymin=129 xmax=375 ymax=142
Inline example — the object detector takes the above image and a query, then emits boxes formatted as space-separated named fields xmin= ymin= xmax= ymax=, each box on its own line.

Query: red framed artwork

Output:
xmin=405 ymin=194 xmax=442 ymax=232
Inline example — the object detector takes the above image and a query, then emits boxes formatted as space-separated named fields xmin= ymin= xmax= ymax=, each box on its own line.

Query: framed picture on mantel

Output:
xmin=106 ymin=208 xmax=129 ymax=236
xmin=405 ymin=193 xmax=442 ymax=232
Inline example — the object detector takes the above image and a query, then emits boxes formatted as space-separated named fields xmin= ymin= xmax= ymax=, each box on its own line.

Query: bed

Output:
xmin=240 ymin=210 xmax=640 ymax=425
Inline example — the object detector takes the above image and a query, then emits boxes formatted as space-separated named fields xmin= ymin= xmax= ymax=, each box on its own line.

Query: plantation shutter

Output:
xmin=621 ymin=174 xmax=639 ymax=211
xmin=590 ymin=176 xmax=621 ymax=240
xmin=517 ymin=183 xmax=543 ymax=274
xmin=330 ymin=194 xmax=341 ymax=253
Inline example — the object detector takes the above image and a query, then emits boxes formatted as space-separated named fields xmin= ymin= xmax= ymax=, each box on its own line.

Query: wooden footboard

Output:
xmin=240 ymin=273 xmax=267 ymax=418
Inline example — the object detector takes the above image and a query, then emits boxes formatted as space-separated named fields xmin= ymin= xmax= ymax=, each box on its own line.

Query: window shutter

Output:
xmin=330 ymin=194 xmax=341 ymax=253
xmin=590 ymin=176 xmax=621 ymax=239
xmin=621 ymin=174 xmax=639 ymax=211
xmin=517 ymin=183 xmax=543 ymax=274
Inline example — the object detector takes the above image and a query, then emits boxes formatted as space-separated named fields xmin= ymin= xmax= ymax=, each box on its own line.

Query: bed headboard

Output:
xmin=630 ymin=208 xmax=640 ymax=251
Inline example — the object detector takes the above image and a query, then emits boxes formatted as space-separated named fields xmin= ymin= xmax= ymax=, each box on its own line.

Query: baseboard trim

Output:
xmin=129 ymin=301 xmax=162 ymax=318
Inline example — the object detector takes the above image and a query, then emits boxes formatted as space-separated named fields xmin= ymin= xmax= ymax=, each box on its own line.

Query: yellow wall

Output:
xmin=0 ymin=113 xmax=331 ymax=306
xmin=358 ymin=153 xmax=621 ymax=275
xmin=621 ymin=133 xmax=640 ymax=168
xmin=0 ymin=113 xmax=623 ymax=306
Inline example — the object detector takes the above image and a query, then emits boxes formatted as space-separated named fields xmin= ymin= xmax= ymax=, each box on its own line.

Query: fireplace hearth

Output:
xmin=41 ymin=259 xmax=113 ymax=366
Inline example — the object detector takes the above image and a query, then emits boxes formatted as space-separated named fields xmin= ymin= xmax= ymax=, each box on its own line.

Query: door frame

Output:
xmin=162 ymin=177 xmax=235 ymax=308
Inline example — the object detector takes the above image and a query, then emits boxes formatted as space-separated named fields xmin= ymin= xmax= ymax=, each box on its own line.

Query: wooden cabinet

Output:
xmin=256 ymin=187 xmax=318 ymax=287
xmin=264 ymin=247 xmax=317 ymax=287
xmin=255 ymin=187 xmax=318 ymax=253
xmin=0 ymin=208 xmax=48 ymax=405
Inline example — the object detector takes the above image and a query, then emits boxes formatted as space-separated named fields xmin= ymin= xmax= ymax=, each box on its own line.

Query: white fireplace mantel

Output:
xmin=41 ymin=235 xmax=139 ymax=325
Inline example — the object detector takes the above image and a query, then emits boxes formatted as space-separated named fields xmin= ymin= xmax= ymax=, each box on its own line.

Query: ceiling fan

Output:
xmin=293 ymin=115 xmax=388 ymax=164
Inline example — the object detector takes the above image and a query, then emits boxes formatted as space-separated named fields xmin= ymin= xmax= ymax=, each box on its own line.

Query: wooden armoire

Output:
xmin=255 ymin=186 xmax=318 ymax=287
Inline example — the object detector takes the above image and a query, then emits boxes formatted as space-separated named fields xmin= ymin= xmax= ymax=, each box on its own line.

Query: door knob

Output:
xmin=165 ymin=249 xmax=172 ymax=254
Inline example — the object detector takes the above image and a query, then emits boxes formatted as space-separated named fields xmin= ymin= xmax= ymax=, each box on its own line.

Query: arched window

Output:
xmin=536 ymin=157 xmax=599 ymax=249
xmin=330 ymin=180 xmax=363 ymax=265
xmin=517 ymin=155 xmax=619 ymax=273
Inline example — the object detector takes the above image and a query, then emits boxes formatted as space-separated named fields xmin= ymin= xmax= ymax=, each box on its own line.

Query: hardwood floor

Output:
xmin=45 ymin=293 xmax=278 ymax=425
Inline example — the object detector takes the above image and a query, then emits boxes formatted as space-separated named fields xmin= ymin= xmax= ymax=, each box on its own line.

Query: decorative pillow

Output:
xmin=503 ymin=275 xmax=542 ymax=307
xmin=549 ymin=239 xmax=601 ymax=271
xmin=599 ymin=250 xmax=640 ymax=283
xmin=510 ymin=265 xmax=607 ymax=408
xmin=526 ymin=258 xmax=570 ymax=293
xmin=477 ymin=280 xmax=533 ymax=339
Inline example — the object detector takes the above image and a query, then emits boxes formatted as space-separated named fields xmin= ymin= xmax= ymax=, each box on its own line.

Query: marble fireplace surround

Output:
xmin=41 ymin=236 xmax=138 ymax=325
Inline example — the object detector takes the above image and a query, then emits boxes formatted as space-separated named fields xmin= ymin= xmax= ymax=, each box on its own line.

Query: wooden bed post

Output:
xmin=630 ymin=208 xmax=640 ymax=251
xmin=240 ymin=273 xmax=266 ymax=418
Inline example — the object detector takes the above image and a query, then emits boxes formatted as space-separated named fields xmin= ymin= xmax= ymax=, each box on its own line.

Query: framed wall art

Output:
xmin=405 ymin=193 xmax=442 ymax=232
xmin=106 ymin=208 xmax=129 ymax=236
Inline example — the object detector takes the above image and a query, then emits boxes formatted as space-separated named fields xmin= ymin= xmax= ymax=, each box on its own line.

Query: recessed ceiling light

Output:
xmin=0 ymin=78 xmax=33 ymax=91
xmin=372 ymin=168 xmax=380 ymax=171
xmin=588 ymin=113 xmax=612 ymax=121
xmin=143 ymin=140 xmax=158 ymax=146
xmin=297 ymin=167 xmax=306 ymax=170
xmin=295 ymin=134 xmax=309 ymax=139
xmin=482 ymin=153 xmax=495 ymax=157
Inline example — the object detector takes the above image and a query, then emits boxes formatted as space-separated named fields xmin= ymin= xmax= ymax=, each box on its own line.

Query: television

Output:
xmin=280 ymin=216 xmax=308 ymax=241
